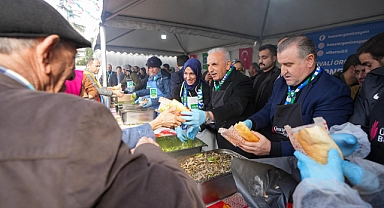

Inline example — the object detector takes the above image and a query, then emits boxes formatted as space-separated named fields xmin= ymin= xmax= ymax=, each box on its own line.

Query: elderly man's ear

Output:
xmin=226 ymin=60 xmax=232 ymax=70
xmin=35 ymin=35 xmax=61 ymax=74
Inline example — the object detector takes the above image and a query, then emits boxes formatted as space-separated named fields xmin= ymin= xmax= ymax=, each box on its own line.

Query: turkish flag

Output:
xmin=239 ymin=47 xmax=252 ymax=69
xmin=189 ymin=54 xmax=197 ymax=58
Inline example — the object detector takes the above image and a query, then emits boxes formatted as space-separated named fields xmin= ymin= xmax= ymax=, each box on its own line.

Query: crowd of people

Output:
xmin=1 ymin=0 xmax=384 ymax=207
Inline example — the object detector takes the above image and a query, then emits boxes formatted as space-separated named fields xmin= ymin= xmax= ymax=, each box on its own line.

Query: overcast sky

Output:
xmin=44 ymin=0 xmax=102 ymax=40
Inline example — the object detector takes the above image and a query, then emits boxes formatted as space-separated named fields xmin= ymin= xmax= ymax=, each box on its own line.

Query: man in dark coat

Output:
xmin=179 ymin=48 xmax=254 ymax=156
xmin=0 ymin=0 xmax=205 ymax=207
xmin=252 ymin=44 xmax=281 ymax=113
xmin=350 ymin=32 xmax=384 ymax=165
xmin=99 ymin=64 xmax=118 ymax=87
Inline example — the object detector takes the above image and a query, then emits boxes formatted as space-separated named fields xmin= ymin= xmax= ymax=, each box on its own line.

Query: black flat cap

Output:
xmin=0 ymin=0 xmax=91 ymax=48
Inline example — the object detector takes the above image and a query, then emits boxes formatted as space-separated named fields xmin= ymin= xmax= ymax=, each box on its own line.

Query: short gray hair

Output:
xmin=207 ymin=47 xmax=230 ymax=62
xmin=0 ymin=37 xmax=39 ymax=54
xmin=278 ymin=36 xmax=317 ymax=61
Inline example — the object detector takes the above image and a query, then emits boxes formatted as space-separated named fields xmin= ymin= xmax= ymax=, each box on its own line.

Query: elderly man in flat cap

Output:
xmin=134 ymin=56 xmax=172 ymax=108
xmin=0 ymin=0 xmax=204 ymax=207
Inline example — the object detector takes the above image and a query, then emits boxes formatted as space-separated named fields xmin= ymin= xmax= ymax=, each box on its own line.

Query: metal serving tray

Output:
xmin=120 ymin=106 xmax=155 ymax=125
xmin=156 ymin=136 xmax=207 ymax=158
xmin=178 ymin=149 xmax=246 ymax=204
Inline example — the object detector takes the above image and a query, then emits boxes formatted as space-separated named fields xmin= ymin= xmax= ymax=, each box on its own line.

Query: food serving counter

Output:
xmin=108 ymin=100 xmax=247 ymax=206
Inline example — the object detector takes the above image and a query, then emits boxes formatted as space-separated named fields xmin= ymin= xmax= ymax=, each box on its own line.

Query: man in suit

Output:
xmin=100 ymin=64 xmax=118 ymax=87
xmin=240 ymin=35 xmax=353 ymax=158
xmin=179 ymin=48 xmax=255 ymax=156
xmin=116 ymin=66 xmax=124 ymax=84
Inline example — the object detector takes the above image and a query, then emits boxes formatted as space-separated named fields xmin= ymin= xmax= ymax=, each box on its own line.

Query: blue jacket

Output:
xmin=249 ymin=69 xmax=354 ymax=156
xmin=135 ymin=69 xmax=171 ymax=106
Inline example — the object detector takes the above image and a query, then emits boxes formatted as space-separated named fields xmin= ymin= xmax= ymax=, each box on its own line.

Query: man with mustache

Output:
xmin=252 ymin=44 xmax=281 ymax=113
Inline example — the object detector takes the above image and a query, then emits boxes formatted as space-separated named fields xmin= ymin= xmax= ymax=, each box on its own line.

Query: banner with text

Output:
xmin=304 ymin=20 xmax=384 ymax=75
xmin=202 ymin=53 xmax=208 ymax=70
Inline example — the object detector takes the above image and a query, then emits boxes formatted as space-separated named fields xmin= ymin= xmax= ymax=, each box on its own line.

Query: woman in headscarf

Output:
xmin=173 ymin=58 xmax=210 ymax=109
xmin=173 ymin=58 xmax=211 ymax=142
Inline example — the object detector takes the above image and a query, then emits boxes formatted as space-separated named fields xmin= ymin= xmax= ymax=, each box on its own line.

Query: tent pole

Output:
xmin=259 ymin=0 xmax=271 ymax=44
xmin=100 ymin=25 xmax=108 ymax=88
xmin=173 ymin=34 xmax=187 ymax=54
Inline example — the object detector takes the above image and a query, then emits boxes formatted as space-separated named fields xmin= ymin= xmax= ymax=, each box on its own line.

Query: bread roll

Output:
xmin=234 ymin=122 xmax=260 ymax=142
xmin=295 ymin=125 xmax=343 ymax=164
xmin=158 ymin=98 xmax=189 ymax=115
xmin=170 ymin=99 xmax=190 ymax=114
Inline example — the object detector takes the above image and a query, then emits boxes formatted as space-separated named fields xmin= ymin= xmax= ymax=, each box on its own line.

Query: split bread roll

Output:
xmin=295 ymin=125 xmax=343 ymax=164
xmin=234 ymin=122 xmax=260 ymax=142
xmin=170 ymin=99 xmax=190 ymax=114
xmin=158 ymin=98 xmax=189 ymax=115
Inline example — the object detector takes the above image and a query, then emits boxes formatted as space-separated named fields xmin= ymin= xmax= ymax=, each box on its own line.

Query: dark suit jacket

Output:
xmin=207 ymin=69 xmax=254 ymax=129
xmin=100 ymin=71 xmax=118 ymax=87
xmin=170 ymin=69 xmax=184 ymax=99
xmin=0 ymin=73 xmax=204 ymax=208
xmin=249 ymin=69 xmax=353 ymax=156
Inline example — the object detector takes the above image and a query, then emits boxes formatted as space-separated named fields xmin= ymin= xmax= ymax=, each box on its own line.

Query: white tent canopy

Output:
xmin=95 ymin=0 xmax=384 ymax=56
xmin=94 ymin=50 xmax=177 ymax=71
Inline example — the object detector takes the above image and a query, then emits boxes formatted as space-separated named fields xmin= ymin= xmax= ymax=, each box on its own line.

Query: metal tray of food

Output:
xmin=120 ymin=107 xmax=155 ymax=125
xmin=177 ymin=149 xmax=246 ymax=204
xmin=156 ymin=136 xmax=207 ymax=158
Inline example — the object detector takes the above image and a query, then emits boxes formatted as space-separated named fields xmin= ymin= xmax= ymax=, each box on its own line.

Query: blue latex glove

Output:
xmin=342 ymin=160 xmax=380 ymax=193
xmin=331 ymin=133 xmax=358 ymax=157
xmin=187 ymin=126 xmax=199 ymax=140
xmin=341 ymin=160 xmax=363 ymax=186
xmin=142 ymin=98 xmax=152 ymax=108
xmin=175 ymin=126 xmax=188 ymax=143
xmin=294 ymin=149 xmax=344 ymax=182
xmin=243 ymin=119 xmax=253 ymax=130
xmin=134 ymin=96 xmax=145 ymax=104
xmin=180 ymin=109 xmax=206 ymax=127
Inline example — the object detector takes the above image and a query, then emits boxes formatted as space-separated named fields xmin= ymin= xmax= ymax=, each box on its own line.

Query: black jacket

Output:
xmin=100 ymin=71 xmax=118 ymax=87
xmin=207 ymin=69 xmax=254 ymax=129
xmin=350 ymin=66 xmax=384 ymax=132
xmin=170 ymin=69 xmax=184 ymax=99
xmin=205 ymin=70 xmax=254 ymax=157
xmin=252 ymin=66 xmax=281 ymax=113
xmin=366 ymin=94 xmax=384 ymax=164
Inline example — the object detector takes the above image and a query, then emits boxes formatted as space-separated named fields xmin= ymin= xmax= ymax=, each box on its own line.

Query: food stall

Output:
xmin=109 ymin=95 xmax=250 ymax=207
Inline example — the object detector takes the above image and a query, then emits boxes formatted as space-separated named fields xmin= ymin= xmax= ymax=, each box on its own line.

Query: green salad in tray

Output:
xmin=156 ymin=136 xmax=205 ymax=152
